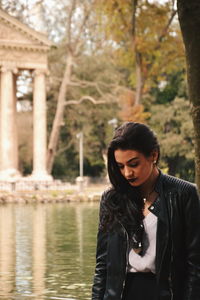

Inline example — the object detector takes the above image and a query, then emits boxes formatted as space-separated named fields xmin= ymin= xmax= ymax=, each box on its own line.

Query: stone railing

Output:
xmin=0 ymin=180 xmax=76 ymax=192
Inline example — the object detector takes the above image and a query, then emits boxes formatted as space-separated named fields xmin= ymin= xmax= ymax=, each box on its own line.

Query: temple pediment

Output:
xmin=0 ymin=9 xmax=51 ymax=51
xmin=0 ymin=9 xmax=51 ymax=70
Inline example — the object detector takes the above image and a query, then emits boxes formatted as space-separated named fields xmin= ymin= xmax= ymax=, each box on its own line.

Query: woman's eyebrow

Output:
xmin=116 ymin=157 xmax=139 ymax=164
xmin=127 ymin=157 xmax=139 ymax=163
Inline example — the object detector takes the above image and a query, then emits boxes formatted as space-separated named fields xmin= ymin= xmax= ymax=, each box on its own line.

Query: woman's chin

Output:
xmin=128 ymin=179 xmax=140 ymax=187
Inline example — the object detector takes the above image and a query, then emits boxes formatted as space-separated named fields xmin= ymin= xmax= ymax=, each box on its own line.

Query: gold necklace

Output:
xmin=142 ymin=188 xmax=155 ymax=203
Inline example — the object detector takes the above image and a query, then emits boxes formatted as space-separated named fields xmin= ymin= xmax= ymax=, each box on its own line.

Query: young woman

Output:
xmin=92 ymin=122 xmax=200 ymax=300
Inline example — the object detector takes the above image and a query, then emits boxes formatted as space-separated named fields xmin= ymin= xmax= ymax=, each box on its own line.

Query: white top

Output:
xmin=129 ymin=212 xmax=157 ymax=274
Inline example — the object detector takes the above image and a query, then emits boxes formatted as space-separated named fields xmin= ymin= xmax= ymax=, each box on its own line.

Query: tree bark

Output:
xmin=131 ymin=0 xmax=138 ymax=40
xmin=131 ymin=0 xmax=145 ymax=105
xmin=135 ymin=52 xmax=144 ymax=105
xmin=177 ymin=0 xmax=200 ymax=190
xmin=177 ymin=1 xmax=200 ymax=106
xmin=47 ymin=54 xmax=73 ymax=173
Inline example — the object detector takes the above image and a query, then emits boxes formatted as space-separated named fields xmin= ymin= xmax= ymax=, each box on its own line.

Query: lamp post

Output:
xmin=76 ymin=132 xmax=83 ymax=177
xmin=76 ymin=132 xmax=84 ymax=192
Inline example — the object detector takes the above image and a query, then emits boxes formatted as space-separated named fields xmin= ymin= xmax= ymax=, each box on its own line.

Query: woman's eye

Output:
xmin=129 ymin=163 xmax=139 ymax=168
xmin=117 ymin=162 xmax=139 ymax=169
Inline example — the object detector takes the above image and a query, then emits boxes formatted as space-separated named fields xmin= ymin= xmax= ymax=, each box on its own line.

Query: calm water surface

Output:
xmin=0 ymin=203 xmax=99 ymax=300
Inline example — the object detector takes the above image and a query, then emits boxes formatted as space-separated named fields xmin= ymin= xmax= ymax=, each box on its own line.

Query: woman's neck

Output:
xmin=140 ymin=167 xmax=159 ymax=198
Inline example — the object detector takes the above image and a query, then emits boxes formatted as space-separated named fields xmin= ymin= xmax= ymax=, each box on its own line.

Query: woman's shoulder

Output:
xmin=101 ymin=186 xmax=114 ymax=196
xmin=100 ymin=186 xmax=115 ymax=204
xmin=161 ymin=172 xmax=198 ymax=195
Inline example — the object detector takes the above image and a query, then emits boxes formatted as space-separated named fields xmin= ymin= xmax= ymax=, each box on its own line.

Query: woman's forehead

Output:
xmin=114 ymin=149 xmax=142 ymax=162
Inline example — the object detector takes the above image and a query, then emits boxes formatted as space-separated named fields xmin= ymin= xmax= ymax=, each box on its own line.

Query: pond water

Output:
xmin=0 ymin=202 xmax=99 ymax=300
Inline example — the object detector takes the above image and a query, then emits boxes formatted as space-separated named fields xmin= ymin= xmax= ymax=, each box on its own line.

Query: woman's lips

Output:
xmin=127 ymin=178 xmax=137 ymax=183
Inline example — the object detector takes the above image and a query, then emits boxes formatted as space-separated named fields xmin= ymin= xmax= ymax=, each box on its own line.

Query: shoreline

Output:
xmin=0 ymin=188 xmax=105 ymax=204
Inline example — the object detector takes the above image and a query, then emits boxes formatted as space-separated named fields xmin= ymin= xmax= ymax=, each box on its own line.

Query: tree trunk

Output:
xmin=177 ymin=0 xmax=200 ymax=190
xmin=47 ymin=54 xmax=73 ymax=173
xmin=131 ymin=0 xmax=144 ymax=105
xmin=135 ymin=52 xmax=144 ymax=105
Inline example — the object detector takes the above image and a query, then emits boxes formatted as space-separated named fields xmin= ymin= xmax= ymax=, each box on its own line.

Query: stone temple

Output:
xmin=0 ymin=9 xmax=52 ymax=182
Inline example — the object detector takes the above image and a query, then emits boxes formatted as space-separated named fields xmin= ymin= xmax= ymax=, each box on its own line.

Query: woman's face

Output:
xmin=114 ymin=149 xmax=157 ymax=187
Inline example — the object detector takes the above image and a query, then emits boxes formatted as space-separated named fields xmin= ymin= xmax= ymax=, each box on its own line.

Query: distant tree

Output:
xmin=149 ymin=97 xmax=195 ymax=181
xmin=177 ymin=0 xmax=200 ymax=189
xmin=98 ymin=0 xmax=184 ymax=104
xmin=1 ymin=0 xmax=129 ymax=178
xmin=47 ymin=51 xmax=122 ymax=179
xmin=46 ymin=0 xmax=127 ymax=174
xmin=150 ymin=70 xmax=187 ymax=105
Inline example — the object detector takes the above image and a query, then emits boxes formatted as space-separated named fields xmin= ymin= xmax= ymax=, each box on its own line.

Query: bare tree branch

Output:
xmin=132 ymin=0 xmax=138 ymax=45
xmin=65 ymin=96 xmax=106 ymax=106
xmin=67 ymin=0 xmax=77 ymax=50
xmin=47 ymin=54 xmax=73 ymax=173
xmin=69 ymin=80 xmax=106 ymax=97
xmin=50 ymin=76 xmax=133 ymax=100
xmin=158 ymin=8 xmax=177 ymax=43
xmin=68 ymin=79 xmax=132 ymax=92
xmin=56 ymin=139 xmax=74 ymax=156
xmin=172 ymin=0 xmax=176 ymax=9
xmin=73 ymin=2 xmax=91 ymax=55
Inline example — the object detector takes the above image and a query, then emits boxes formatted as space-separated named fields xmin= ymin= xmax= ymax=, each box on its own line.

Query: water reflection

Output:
xmin=0 ymin=203 xmax=99 ymax=299
xmin=0 ymin=205 xmax=15 ymax=298
xmin=32 ymin=205 xmax=46 ymax=299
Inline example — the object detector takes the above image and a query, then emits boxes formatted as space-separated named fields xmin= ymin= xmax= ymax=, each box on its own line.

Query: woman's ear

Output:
xmin=151 ymin=150 xmax=159 ymax=164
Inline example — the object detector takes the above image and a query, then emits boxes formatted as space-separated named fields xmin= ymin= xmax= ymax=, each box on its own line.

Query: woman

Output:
xmin=92 ymin=122 xmax=200 ymax=300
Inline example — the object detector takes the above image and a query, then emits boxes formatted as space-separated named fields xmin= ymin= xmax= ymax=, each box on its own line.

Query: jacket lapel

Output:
xmin=149 ymin=172 xmax=170 ymax=279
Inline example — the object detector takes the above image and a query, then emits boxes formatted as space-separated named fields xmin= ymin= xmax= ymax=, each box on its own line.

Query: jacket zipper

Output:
xmin=157 ymin=223 xmax=168 ymax=284
xmin=169 ymin=192 xmax=174 ymax=300
xmin=118 ymin=221 xmax=129 ymax=300
xmin=156 ymin=192 xmax=173 ymax=300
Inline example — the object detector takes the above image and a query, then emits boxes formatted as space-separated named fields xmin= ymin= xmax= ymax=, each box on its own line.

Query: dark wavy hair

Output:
xmin=101 ymin=122 xmax=160 ymax=246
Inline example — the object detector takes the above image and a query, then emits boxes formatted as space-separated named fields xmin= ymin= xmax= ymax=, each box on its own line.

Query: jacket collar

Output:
xmin=148 ymin=170 xmax=169 ymax=224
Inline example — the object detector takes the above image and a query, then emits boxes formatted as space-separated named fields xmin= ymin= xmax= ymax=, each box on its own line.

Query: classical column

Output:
xmin=0 ymin=67 xmax=20 ymax=180
xmin=31 ymin=69 xmax=52 ymax=181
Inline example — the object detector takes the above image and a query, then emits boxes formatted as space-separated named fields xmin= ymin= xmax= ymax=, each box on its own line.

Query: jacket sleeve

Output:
xmin=184 ymin=185 xmax=200 ymax=300
xmin=92 ymin=192 xmax=108 ymax=300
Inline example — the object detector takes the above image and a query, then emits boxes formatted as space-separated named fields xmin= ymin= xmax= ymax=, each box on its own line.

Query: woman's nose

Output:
xmin=124 ymin=166 xmax=133 ymax=178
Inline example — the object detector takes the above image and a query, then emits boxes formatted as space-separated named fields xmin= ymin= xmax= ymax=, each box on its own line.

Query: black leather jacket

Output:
xmin=92 ymin=172 xmax=200 ymax=300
